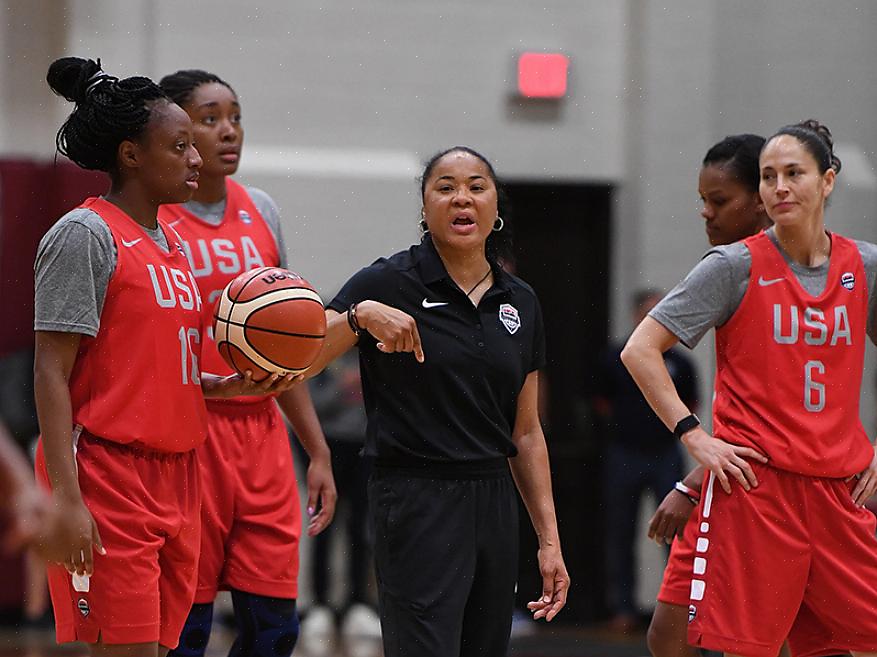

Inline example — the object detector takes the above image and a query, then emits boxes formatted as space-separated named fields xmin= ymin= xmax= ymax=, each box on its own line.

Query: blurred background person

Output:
xmin=300 ymin=348 xmax=379 ymax=655
xmin=646 ymin=133 xmax=772 ymax=657
xmin=594 ymin=289 xmax=699 ymax=633
xmin=0 ymin=418 xmax=81 ymax=566
xmin=158 ymin=68 xmax=336 ymax=657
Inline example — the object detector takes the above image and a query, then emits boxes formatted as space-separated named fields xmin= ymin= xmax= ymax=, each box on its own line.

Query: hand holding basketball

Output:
xmin=205 ymin=370 xmax=301 ymax=399
xmin=355 ymin=300 xmax=425 ymax=363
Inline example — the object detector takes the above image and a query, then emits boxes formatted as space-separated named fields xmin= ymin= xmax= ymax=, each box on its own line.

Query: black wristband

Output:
xmin=673 ymin=413 xmax=700 ymax=439
xmin=347 ymin=303 xmax=362 ymax=337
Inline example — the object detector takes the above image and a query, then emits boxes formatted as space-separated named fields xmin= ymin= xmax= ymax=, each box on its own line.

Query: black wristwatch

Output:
xmin=673 ymin=414 xmax=700 ymax=439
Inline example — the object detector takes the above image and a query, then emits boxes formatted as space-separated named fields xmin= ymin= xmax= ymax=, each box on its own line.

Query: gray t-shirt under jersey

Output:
xmin=33 ymin=186 xmax=285 ymax=337
xmin=176 ymin=187 xmax=287 ymax=269
xmin=651 ymin=227 xmax=877 ymax=348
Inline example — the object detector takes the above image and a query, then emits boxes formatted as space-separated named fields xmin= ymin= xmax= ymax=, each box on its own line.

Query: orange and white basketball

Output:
xmin=213 ymin=267 xmax=326 ymax=381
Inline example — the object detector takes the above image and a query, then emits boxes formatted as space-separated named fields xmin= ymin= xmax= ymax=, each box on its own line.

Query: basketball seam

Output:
xmin=243 ymin=332 xmax=311 ymax=372
xmin=223 ymin=319 xmax=287 ymax=373
xmin=227 ymin=342 xmax=272 ymax=377
xmin=234 ymin=287 xmax=323 ymax=305
xmin=235 ymin=296 xmax=326 ymax=336
xmin=231 ymin=267 xmax=275 ymax=303
xmin=229 ymin=320 xmax=325 ymax=339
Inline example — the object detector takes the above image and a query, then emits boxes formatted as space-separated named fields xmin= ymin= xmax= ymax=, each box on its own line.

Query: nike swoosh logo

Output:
xmin=758 ymin=276 xmax=784 ymax=287
xmin=121 ymin=237 xmax=143 ymax=248
xmin=422 ymin=298 xmax=449 ymax=309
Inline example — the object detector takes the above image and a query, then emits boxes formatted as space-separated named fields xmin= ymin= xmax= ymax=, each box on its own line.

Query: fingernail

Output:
xmin=543 ymin=595 xmax=550 ymax=603
xmin=308 ymin=506 xmax=315 ymax=516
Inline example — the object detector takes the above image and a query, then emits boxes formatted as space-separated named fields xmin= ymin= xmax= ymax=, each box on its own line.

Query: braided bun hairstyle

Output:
xmin=47 ymin=57 xmax=168 ymax=173
xmin=768 ymin=119 xmax=842 ymax=175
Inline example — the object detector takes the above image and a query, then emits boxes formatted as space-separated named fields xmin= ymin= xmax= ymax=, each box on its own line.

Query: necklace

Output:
xmin=465 ymin=268 xmax=492 ymax=297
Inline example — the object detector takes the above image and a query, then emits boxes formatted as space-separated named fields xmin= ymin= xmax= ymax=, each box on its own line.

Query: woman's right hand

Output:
xmin=648 ymin=488 xmax=695 ymax=545
xmin=356 ymin=301 xmax=425 ymax=363
xmin=681 ymin=427 xmax=768 ymax=494
xmin=57 ymin=496 xmax=105 ymax=576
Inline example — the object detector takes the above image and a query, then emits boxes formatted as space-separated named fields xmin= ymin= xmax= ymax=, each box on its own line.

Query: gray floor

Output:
xmin=0 ymin=625 xmax=650 ymax=657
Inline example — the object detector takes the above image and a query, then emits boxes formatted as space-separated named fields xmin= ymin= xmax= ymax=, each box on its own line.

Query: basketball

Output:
xmin=213 ymin=266 xmax=326 ymax=381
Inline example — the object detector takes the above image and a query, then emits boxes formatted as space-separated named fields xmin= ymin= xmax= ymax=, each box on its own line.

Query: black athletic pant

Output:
xmin=368 ymin=460 xmax=518 ymax=657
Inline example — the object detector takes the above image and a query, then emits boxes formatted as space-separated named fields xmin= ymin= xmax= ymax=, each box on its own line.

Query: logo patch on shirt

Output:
xmin=757 ymin=276 xmax=784 ymax=287
xmin=239 ymin=210 xmax=252 ymax=224
xmin=499 ymin=303 xmax=521 ymax=334
xmin=77 ymin=598 xmax=90 ymax=617
xmin=841 ymin=272 xmax=855 ymax=291
xmin=688 ymin=604 xmax=696 ymax=623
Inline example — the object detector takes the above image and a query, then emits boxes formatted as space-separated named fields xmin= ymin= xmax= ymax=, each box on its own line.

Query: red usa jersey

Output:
xmin=69 ymin=198 xmax=208 ymax=452
xmin=158 ymin=180 xmax=280 ymax=401
xmin=714 ymin=231 xmax=872 ymax=477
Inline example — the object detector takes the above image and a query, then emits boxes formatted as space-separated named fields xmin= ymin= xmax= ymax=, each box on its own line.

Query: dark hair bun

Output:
xmin=46 ymin=57 xmax=105 ymax=104
xmin=796 ymin=119 xmax=842 ymax=173
xmin=47 ymin=56 xmax=167 ymax=173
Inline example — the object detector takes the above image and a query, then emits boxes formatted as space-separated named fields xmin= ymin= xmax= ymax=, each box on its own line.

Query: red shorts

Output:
xmin=35 ymin=431 xmax=199 ymax=648
xmin=656 ymin=508 xmax=699 ymax=607
xmin=688 ymin=462 xmax=877 ymax=657
xmin=195 ymin=399 xmax=300 ymax=602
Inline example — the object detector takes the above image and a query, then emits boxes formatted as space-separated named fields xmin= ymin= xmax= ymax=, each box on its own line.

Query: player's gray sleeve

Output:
xmin=855 ymin=239 xmax=877 ymax=346
xmin=648 ymin=243 xmax=751 ymax=349
xmin=34 ymin=210 xmax=116 ymax=337
xmin=247 ymin=186 xmax=288 ymax=269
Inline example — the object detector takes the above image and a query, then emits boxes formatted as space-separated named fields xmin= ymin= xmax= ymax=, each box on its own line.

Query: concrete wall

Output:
xmin=43 ymin=0 xmax=625 ymax=295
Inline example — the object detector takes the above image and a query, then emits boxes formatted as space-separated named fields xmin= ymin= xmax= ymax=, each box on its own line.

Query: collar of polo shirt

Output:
xmin=415 ymin=235 xmax=513 ymax=295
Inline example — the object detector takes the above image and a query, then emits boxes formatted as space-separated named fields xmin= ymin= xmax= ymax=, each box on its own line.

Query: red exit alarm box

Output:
xmin=517 ymin=52 xmax=569 ymax=98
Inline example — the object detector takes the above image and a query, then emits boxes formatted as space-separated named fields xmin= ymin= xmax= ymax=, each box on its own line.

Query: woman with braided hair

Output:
xmin=623 ymin=119 xmax=877 ymax=656
xmin=34 ymin=57 xmax=294 ymax=657
xmin=157 ymin=68 xmax=336 ymax=657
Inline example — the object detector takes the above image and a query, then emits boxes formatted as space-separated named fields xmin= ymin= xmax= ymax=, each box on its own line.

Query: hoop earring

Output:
xmin=493 ymin=216 xmax=504 ymax=232
xmin=419 ymin=219 xmax=429 ymax=233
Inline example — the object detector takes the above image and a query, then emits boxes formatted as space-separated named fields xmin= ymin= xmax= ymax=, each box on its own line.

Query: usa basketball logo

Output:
xmin=78 ymin=598 xmax=90 ymax=617
xmin=239 ymin=210 xmax=253 ymax=224
xmin=688 ymin=604 xmax=696 ymax=623
xmin=841 ymin=272 xmax=855 ymax=290
xmin=499 ymin=303 xmax=521 ymax=334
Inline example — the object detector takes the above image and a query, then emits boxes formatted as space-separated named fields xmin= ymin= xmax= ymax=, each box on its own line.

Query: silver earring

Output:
xmin=419 ymin=218 xmax=429 ymax=233
xmin=493 ymin=216 xmax=504 ymax=232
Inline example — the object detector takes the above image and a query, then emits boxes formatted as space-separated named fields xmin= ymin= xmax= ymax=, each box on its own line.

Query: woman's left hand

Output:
xmin=850 ymin=445 xmax=877 ymax=506
xmin=203 ymin=371 xmax=301 ymax=398
xmin=305 ymin=455 xmax=337 ymax=537
xmin=526 ymin=544 xmax=570 ymax=622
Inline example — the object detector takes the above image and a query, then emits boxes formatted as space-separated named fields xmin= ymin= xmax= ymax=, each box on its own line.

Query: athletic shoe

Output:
xmin=299 ymin=605 xmax=335 ymax=657
xmin=340 ymin=603 xmax=381 ymax=639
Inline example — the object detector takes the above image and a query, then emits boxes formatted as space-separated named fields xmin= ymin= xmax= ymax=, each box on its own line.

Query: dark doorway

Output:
xmin=504 ymin=182 xmax=612 ymax=623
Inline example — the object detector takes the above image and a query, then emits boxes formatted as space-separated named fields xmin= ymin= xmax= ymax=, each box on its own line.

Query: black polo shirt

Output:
xmin=329 ymin=237 xmax=546 ymax=463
